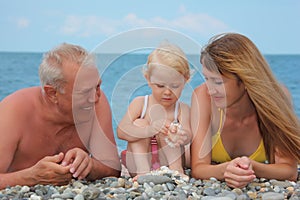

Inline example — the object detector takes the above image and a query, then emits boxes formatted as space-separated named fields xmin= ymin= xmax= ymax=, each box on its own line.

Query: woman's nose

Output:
xmin=207 ymin=85 xmax=217 ymax=96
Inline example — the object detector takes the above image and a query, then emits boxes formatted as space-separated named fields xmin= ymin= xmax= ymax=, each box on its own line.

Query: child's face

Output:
xmin=148 ymin=65 xmax=185 ymax=108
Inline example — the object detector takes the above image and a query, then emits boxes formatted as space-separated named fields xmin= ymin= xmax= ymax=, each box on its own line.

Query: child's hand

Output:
xmin=165 ymin=122 xmax=187 ymax=148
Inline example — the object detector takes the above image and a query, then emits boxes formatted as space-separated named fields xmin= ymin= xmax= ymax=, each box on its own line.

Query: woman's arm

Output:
xmin=252 ymin=149 xmax=298 ymax=181
xmin=177 ymin=103 xmax=192 ymax=145
xmin=190 ymin=85 xmax=229 ymax=180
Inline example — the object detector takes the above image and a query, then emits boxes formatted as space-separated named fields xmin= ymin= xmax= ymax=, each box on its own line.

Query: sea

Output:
xmin=0 ymin=52 xmax=299 ymax=151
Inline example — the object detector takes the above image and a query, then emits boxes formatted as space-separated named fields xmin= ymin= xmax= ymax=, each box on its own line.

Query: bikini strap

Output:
xmin=216 ymin=108 xmax=223 ymax=134
xmin=140 ymin=95 xmax=148 ymax=119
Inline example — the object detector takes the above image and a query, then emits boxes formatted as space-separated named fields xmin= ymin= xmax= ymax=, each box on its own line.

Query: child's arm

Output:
xmin=117 ymin=97 xmax=157 ymax=142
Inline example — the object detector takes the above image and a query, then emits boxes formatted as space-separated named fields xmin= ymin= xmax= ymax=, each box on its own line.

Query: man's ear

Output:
xmin=44 ymin=85 xmax=58 ymax=103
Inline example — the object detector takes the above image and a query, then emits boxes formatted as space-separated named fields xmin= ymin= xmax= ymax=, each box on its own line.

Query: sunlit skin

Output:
xmin=191 ymin=65 xmax=298 ymax=188
xmin=118 ymin=63 xmax=192 ymax=178
xmin=0 ymin=60 xmax=120 ymax=189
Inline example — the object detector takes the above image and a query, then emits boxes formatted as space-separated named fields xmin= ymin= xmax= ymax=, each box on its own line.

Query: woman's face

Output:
xmin=202 ymin=65 xmax=245 ymax=109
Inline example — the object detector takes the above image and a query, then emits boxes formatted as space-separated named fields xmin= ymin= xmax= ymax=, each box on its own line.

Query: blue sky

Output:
xmin=1 ymin=0 xmax=300 ymax=54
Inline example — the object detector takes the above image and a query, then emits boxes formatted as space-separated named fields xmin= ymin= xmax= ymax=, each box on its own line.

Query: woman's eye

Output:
xmin=156 ymin=84 xmax=165 ymax=88
xmin=215 ymin=81 xmax=223 ymax=85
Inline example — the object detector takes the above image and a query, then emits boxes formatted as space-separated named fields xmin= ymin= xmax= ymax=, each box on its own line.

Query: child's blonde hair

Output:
xmin=145 ymin=42 xmax=190 ymax=81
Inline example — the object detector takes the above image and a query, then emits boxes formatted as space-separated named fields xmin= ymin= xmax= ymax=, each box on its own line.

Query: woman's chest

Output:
xmin=215 ymin=118 xmax=262 ymax=158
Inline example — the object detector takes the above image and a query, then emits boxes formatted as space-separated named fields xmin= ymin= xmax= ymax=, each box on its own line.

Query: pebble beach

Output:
xmin=0 ymin=166 xmax=299 ymax=200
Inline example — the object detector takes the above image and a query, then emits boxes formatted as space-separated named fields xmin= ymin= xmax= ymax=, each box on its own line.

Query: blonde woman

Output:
xmin=118 ymin=42 xmax=192 ymax=177
xmin=191 ymin=33 xmax=300 ymax=188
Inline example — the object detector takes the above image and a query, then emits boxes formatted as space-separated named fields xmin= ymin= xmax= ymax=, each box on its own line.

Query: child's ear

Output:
xmin=144 ymin=73 xmax=151 ymax=83
xmin=44 ymin=85 xmax=58 ymax=103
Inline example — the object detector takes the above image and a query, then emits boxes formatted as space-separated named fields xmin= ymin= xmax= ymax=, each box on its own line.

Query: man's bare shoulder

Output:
xmin=0 ymin=87 xmax=41 ymax=118
xmin=1 ymin=87 xmax=40 ymax=103
xmin=0 ymin=87 xmax=41 ymax=151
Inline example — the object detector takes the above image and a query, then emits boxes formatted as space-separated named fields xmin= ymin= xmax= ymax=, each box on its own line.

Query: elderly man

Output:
xmin=0 ymin=43 xmax=120 ymax=189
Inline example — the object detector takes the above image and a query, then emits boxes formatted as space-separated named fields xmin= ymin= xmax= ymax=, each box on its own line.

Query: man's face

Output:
xmin=56 ymin=60 xmax=101 ymax=124
xmin=72 ymin=66 xmax=101 ymax=123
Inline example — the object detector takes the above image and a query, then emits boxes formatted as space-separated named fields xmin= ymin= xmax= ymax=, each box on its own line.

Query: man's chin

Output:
xmin=73 ymin=111 xmax=95 ymax=124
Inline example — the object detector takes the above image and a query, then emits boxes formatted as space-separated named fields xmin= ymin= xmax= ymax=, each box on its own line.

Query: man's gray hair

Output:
xmin=39 ymin=43 xmax=95 ymax=93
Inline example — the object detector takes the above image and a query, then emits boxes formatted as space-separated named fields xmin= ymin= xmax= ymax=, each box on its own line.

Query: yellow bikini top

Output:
xmin=211 ymin=109 xmax=267 ymax=163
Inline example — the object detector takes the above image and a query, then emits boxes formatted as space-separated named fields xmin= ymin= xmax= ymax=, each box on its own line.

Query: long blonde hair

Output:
xmin=201 ymin=33 xmax=300 ymax=163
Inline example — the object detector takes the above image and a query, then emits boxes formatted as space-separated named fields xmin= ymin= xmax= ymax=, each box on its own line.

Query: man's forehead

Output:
xmin=73 ymin=67 xmax=100 ymax=85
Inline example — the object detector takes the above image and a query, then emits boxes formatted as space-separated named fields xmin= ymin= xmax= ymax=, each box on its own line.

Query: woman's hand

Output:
xmin=224 ymin=156 xmax=256 ymax=188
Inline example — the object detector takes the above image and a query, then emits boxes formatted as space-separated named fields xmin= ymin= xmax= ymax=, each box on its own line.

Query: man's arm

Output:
xmin=88 ymin=90 xmax=121 ymax=178
xmin=0 ymin=94 xmax=73 ymax=189
xmin=0 ymin=153 xmax=72 ymax=189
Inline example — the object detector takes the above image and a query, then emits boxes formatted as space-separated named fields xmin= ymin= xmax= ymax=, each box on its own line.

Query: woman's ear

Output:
xmin=43 ymin=85 xmax=58 ymax=103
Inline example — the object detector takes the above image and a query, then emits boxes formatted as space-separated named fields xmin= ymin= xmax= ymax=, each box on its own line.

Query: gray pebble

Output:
xmin=137 ymin=175 xmax=173 ymax=184
xmin=74 ymin=194 xmax=85 ymax=200
xmin=262 ymin=192 xmax=285 ymax=200
xmin=0 ymin=167 xmax=299 ymax=200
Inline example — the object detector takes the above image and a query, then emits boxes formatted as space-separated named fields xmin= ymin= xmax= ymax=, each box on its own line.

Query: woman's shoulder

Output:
xmin=178 ymin=101 xmax=190 ymax=112
xmin=192 ymin=83 xmax=211 ymax=105
xmin=193 ymin=83 xmax=208 ymax=95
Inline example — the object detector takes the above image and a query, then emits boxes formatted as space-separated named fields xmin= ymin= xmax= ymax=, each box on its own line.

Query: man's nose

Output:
xmin=88 ymin=89 xmax=100 ymax=103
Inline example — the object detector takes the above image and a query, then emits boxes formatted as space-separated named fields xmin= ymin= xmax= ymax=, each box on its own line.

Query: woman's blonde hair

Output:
xmin=201 ymin=33 xmax=300 ymax=163
xmin=145 ymin=42 xmax=190 ymax=81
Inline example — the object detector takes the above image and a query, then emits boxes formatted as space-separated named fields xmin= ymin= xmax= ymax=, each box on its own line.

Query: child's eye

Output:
xmin=171 ymin=85 xmax=180 ymax=89
xmin=156 ymin=84 xmax=165 ymax=88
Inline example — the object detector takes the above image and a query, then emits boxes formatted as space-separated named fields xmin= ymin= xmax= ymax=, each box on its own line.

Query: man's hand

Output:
xmin=61 ymin=148 xmax=93 ymax=180
xmin=30 ymin=152 xmax=72 ymax=185
xmin=224 ymin=156 xmax=256 ymax=188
